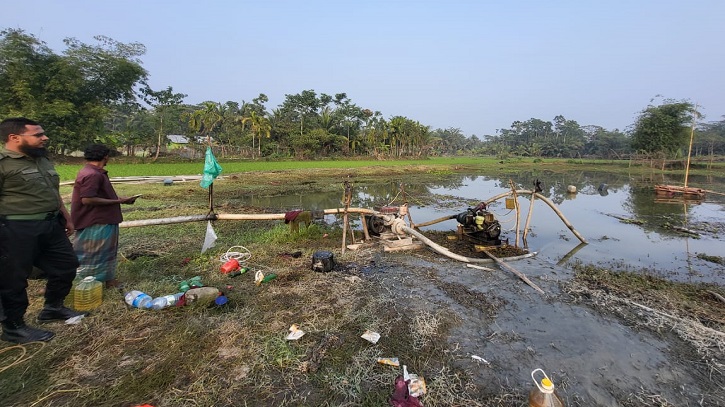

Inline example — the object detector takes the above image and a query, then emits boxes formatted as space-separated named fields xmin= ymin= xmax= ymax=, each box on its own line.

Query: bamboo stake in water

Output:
xmin=341 ymin=180 xmax=353 ymax=254
xmin=509 ymin=180 xmax=521 ymax=247
xmin=684 ymin=104 xmax=698 ymax=189
xmin=522 ymin=191 xmax=536 ymax=248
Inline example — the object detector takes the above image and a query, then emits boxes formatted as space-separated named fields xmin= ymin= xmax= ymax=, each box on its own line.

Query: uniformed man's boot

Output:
xmin=1 ymin=320 xmax=55 ymax=343
xmin=38 ymin=304 xmax=86 ymax=322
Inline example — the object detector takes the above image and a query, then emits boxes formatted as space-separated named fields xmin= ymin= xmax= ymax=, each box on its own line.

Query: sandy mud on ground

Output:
xmin=354 ymin=233 xmax=724 ymax=406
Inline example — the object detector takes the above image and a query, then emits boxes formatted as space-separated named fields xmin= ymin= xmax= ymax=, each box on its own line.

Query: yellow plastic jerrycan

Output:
xmin=74 ymin=276 xmax=103 ymax=311
xmin=529 ymin=368 xmax=564 ymax=407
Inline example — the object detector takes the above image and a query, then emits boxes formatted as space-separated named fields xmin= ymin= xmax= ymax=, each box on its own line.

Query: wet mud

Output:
xmin=359 ymin=237 xmax=724 ymax=406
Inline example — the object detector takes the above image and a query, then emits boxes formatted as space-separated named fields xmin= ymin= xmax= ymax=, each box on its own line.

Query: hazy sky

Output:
xmin=3 ymin=0 xmax=724 ymax=136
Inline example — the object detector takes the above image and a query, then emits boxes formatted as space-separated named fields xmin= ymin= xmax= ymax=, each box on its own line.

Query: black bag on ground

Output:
xmin=311 ymin=251 xmax=334 ymax=272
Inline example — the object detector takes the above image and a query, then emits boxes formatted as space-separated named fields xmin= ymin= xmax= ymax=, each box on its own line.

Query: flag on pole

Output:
xmin=200 ymin=146 xmax=222 ymax=189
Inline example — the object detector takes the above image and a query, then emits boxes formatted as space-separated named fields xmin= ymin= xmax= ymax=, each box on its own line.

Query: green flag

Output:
xmin=200 ymin=146 xmax=222 ymax=189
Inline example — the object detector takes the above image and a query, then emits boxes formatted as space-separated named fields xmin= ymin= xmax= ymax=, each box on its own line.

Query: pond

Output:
xmin=239 ymin=169 xmax=725 ymax=286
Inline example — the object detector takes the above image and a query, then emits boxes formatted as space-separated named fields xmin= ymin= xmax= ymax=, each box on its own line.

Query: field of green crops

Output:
xmin=53 ymin=157 xmax=504 ymax=181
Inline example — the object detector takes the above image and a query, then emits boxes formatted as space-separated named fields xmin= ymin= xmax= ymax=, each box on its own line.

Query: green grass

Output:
xmin=54 ymin=157 xmax=500 ymax=181
xmin=54 ymin=155 xmax=725 ymax=182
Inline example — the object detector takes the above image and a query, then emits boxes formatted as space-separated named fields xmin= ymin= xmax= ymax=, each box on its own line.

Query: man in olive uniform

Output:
xmin=0 ymin=117 xmax=83 ymax=344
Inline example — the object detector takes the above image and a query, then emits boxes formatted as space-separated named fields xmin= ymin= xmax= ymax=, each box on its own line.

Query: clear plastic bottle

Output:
xmin=124 ymin=290 xmax=153 ymax=309
xmin=529 ymin=369 xmax=565 ymax=407
xmin=150 ymin=293 xmax=184 ymax=310
xmin=74 ymin=276 xmax=103 ymax=311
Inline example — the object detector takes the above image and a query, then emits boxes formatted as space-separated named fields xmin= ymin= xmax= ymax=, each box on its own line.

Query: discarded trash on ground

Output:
xmin=361 ymin=330 xmax=381 ymax=344
xmin=390 ymin=374 xmax=424 ymax=407
xmin=377 ymin=357 xmax=400 ymax=367
xmin=403 ymin=365 xmax=427 ymax=397
xmin=65 ymin=315 xmax=85 ymax=325
xmin=184 ymin=287 xmax=221 ymax=307
xmin=471 ymin=354 xmax=491 ymax=365
xmin=201 ymin=220 xmax=218 ymax=253
xmin=255 ymin=270 xmax=277 ymax=285
xmin=179 ymin=276 xmax=203 ymax=292
xmin=286 ymin=324 xmax=305 ymax=340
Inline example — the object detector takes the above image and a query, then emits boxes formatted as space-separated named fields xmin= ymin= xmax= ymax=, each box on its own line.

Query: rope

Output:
xmin=0 ymin=342 xmax=47 ymax=373
xmin=385 ymin=188 xmax=402 ymax=206
xmin=219 ymin=245 xmax=252 ymax=264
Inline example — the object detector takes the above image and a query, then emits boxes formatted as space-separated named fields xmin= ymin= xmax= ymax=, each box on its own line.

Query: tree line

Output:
xmin=2 ymin=29 xmax=724 ymax=161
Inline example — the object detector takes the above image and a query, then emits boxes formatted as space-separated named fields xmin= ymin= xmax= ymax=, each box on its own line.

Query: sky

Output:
xmin=3 ymin=0 xmax=724 ymax=137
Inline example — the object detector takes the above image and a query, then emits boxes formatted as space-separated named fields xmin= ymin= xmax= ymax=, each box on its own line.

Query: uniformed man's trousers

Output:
xmin=0 ymin=215 xmax=79 ymax=322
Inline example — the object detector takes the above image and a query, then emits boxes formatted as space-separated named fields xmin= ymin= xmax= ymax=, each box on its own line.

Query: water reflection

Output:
xmin=236 ymin=170 xmax=725 ymax=285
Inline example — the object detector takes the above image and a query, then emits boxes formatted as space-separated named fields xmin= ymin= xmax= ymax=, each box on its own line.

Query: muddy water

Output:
xmin=383 ymin=255 xmax=709 ymax=406
xmin=239 ymin=169 xmax=725 ymax=405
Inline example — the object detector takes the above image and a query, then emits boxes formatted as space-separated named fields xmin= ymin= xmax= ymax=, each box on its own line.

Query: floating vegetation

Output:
xmin=696 ymin=253 xmax=725 ymax=265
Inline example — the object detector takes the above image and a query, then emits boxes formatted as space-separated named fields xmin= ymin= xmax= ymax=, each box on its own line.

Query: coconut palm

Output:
xmin=241 ymin=111 xmax=271 ymax=159
xmin=188 ymin=101 xmax=225 ymax=145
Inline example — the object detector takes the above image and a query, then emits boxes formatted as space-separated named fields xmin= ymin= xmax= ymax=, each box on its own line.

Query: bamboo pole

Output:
xmin=522 ymin=190 xmax=536 ymax=247
xmin=120 ymin=215 xmax=212 ymax=228
xmin=414 ymin=214 xmax=457 ymax=228
xmin=684 ymin=104 xmax=698 ymax=189
xmin=485 ymin=190 xmax=587 ymax=244
xmin=120 ymin=208 xmax=376 ymax=228
xmin=342 ymin=180 xmax=352 ymax=254
xmin=509 ymin=180 xmax=520 ymax=247
xmin=360 ymin=214 xmax=371 ymax=241
xmin=702 ymin=189 xmax=725 ymax=197
xmin=220 ymin=208 xmax=376 ymax=219
xmin=475 ymin=246 xmax=545 ymax=295
xmin=465 ymin=264 xmax=497 ymax=273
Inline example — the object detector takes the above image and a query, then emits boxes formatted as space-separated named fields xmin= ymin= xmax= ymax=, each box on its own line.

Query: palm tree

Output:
xmin=241 ymin=111 xmax=271 ymax=159
xmin=188 ymin=101 xmax=224 ymax=145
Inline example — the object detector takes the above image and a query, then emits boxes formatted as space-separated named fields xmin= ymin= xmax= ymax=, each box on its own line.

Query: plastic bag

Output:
xmin=201 ymin=221 xmax=218 ymax=253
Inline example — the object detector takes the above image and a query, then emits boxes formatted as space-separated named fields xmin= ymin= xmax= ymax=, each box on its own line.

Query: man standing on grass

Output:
xmin=0 ymin=117 xmax=84 ymax=344
xmin=71 ymin=144 xmax=139 ymax=289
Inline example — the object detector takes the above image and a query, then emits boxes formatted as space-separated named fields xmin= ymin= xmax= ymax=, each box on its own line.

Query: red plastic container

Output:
xmin=220 ymin=258 xmax=240 ymax=274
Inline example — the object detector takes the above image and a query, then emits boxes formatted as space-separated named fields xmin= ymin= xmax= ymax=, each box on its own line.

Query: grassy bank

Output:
xmin=53 ymin=156 xmax=725 ymax=182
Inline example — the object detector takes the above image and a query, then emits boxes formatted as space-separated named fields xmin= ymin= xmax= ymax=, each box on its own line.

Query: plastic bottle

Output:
xmin=184 ymin=287 xmax=221 ymax=307
xmin=229 ymin=268 xmax=248 ymax=278
xmin=65 ymin=273 xmax=84 ymax=307
xmin=74 ymin=276 xmax=103 ymax=311
xmin=150 ymin=293 xmax=184 ymax=310
xmin=529 ymin=369 xmax=565 ymax=407
xmin=125 ymin=290 xmax=153 ymax=309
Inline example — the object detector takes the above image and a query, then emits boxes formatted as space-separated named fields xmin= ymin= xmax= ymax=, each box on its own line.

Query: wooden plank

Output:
xmin=383 ymin=241 xmax=425 ymax=252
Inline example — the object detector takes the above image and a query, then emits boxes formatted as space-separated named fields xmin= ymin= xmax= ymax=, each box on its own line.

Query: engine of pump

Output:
xmin=365 ymin=205 xmax=406 ymax=236
xmin=455 ymin=202 xmax=502 ymax=245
